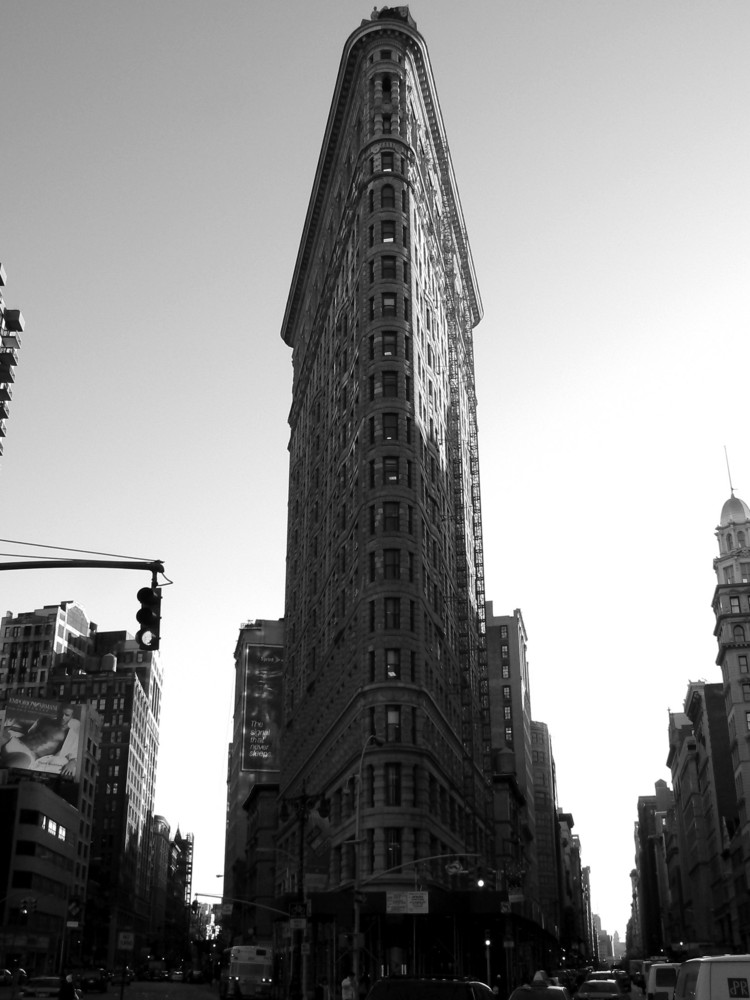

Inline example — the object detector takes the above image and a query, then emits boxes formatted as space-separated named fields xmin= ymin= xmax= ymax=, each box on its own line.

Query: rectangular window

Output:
xmin=382 ymin=292 xmax=397 ymax=317
xmin=385 ymin=763 xmax=402 ymax=806
xmin=740 ymin=655 xmax=749 ymax=674
xmin=381 ymin=152 xmax=394 ymax=172
xmin=382 ymin=331 xmax=398 ymax=356
xmin=731 ymin=596 xmax=741 ymax=613
xmin=746 ymin=711 xmax=750 ymax=732
xmin=381 ymin=185 xmax=395 ymax=209
xmin=382 ymin=256 xmax=397 ymax=280
xmin=741 ymin=562 xmax=750 ymax=582
xmin=503 ymin=686 xmax=511 ymax=700
xmin=384 ymin=549 xmax=400 ymax=580
xmin=382 ymin=220 xmax=396 ymax=243
xmin=383 ymin=502 xmax=400 ymax=531
xmin=383 ymin=458 xmax=399 ymax=485
xmin=382 ymin=371 xmax=398 ymax=397
xmin=386 ymin=706 xmax=402 ymax=742
xmin=384 ymin=598 xmax=400 ymax=629
xmin=385 ymin=827 xmax=402 ymax=869
xmin=383 ymin=413 xmax=399 ymax=441
xmin=386 ymin=649 xmax=401 ymax=679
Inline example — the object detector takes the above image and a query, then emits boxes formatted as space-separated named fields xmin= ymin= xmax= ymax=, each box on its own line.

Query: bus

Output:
xmin=220 ymin=945 xmax=274 ymax=1000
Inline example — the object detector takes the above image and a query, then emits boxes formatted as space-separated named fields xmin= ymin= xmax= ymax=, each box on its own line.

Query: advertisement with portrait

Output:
xmin=0 ymin=695 xmax=85 ymax=782
xmin=241 ymin=643 xmax=282 ymax=773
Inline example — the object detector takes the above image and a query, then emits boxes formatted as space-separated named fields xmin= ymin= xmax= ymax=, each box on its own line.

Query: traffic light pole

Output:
xmin=0 ymin=558 xmax=164 ymax=577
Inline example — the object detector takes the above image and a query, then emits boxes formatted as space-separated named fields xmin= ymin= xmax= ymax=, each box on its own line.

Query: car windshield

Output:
xmin=582 ymin=985 xmax=619 ymax=994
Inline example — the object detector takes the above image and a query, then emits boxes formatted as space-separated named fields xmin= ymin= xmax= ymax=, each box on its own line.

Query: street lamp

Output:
xmin=280 ymin=784 xmax=329 ymax=1000
xmin=352 ymin=734 xmax=384 ymax=988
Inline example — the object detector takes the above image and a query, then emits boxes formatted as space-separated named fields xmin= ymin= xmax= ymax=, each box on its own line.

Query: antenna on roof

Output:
xmin=725 ymin=445 xmax=735 ymax=496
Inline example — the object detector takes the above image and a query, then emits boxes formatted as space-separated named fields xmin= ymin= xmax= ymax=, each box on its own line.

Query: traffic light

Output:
xmin=136 ymin=586 xmax=161 ymax=651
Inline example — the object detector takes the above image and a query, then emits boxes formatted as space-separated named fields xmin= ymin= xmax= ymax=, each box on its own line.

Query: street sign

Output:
xmin=386 ymin=891 xmax=429 ymax=914
xmin=118 ymin=931 xmax=134 ymax=951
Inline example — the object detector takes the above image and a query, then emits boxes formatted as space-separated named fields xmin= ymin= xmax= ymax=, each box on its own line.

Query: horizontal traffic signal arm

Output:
xmin=0 ymin=558 xmax=164 ymax=573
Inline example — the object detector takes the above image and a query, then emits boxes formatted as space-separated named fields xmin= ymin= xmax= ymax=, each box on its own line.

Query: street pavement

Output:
xmin=0 ymin=984 xmax=219 ymax=1000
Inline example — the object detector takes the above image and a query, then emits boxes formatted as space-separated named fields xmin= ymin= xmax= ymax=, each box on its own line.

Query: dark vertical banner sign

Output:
xmin=241 ymin=644 xmax=283 ymax=772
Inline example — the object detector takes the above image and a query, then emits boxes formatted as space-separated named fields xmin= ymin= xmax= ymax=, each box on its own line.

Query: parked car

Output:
xmin=109 ymin=969 xmax=133 ymax=987
xmin=585 ymin=974 xmax=631 ymax=996
xmin=576 ymin=981 xmax=626 ymax=1000
xmin=675 ymin=956 xmax=750 ymax=1000
xmin=168 ymin=971 xmax=184 ymax=983
xmin=1 ymin=970 xmax=14 ymax=987
xmin=366 ymin=979 xmax=495 ymax=1000
xmin=509 ymin=985 xmax=571 ymax=1000
xmin=80 ymin=970 xmax=109 ymax=994
xmin=22 ymin=977 xmax=64 ymax=999
xmin=646 ymin=965 xmax=681 ymax=1000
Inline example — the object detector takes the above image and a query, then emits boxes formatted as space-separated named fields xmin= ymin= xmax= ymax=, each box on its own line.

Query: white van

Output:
xmin=647 ymin=963 xmax=682 ymax=1000
xmin=674 ymin=956 xmax=750 ymax=1000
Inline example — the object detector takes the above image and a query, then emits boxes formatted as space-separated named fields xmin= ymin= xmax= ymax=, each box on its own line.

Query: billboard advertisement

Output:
xmin=241 ymin=643 xmax=282 ymax=772
xmin=0 ymin=695 xmax=85 ymax=782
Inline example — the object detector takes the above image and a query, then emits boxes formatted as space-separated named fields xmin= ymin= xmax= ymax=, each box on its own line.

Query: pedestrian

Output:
xmin=60 ymin=974 xmax=77 ymax=1000
xmin=342 ymin=973 xmax=356 ymax=1000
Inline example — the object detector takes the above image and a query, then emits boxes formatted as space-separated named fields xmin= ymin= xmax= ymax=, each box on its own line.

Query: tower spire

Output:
xmin=725 ymin=445 xmax=735 ymax=496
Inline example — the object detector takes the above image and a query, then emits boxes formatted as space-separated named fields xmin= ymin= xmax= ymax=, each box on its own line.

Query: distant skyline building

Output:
xmin=0 ymin=602 xmax=165 ymax=968
xmin=277 ymin=4 xmax=490 ymax=979
xmin=0 ymin=262 xmax=25 ymax=461
xmin=712 ymin=491 xmax=750 ymax=946
xmin=224 ymin=618 xmax=283 ymax=943
xmin=531 ymin=720 xmax=561 ymax=938
xmin=667 ymin=680 xmax=738 ymax=952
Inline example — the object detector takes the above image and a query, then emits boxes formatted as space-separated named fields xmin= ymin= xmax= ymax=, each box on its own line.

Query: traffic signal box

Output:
xmin=136 ymin=586 xmax=161 ymax=651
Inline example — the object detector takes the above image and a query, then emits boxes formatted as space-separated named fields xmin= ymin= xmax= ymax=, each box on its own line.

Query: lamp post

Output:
xmin=280 ymin=784 xmax=329 ymax=1000
xmin=352 ymin=734 xmax=384 ymax=989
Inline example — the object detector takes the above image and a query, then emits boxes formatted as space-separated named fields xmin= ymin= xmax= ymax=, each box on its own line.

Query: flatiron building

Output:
xmin=278 ymin=5 xmax=491 ymax=968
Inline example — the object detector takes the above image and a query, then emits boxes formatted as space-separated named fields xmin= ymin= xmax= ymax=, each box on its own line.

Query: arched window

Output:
xmin=727 ymin=533 xmax=734 ymax=551
xmin=739 ymin=531 xmax=746 ymax=547
xmin=733 ymin=625 xmax=745 ymax=642
xmin=381 ymin=184 xmax=395 ymax=209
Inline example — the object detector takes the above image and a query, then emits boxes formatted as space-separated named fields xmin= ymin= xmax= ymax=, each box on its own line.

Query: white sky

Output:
xmin=2 ymin=1 xmax=749 ymax=940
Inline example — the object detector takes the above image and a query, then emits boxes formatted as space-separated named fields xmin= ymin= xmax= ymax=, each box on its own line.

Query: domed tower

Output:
xmin=714 ymin=493 xmax=750 ymax=586
xmin=712 ymin=492 xmax=750 ymax=911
